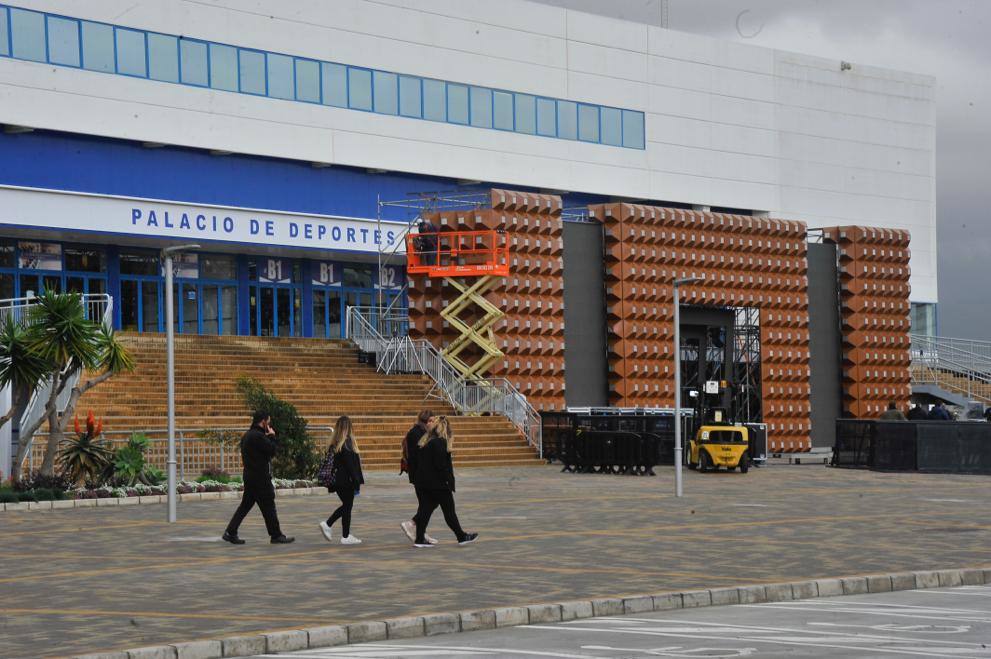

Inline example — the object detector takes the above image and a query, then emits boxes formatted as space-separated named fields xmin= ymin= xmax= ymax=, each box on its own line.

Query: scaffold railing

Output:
xmin=910 ymin=333 xmax=991 ymax=403
xmin=346 ymin=306 xmax=542 ymax=456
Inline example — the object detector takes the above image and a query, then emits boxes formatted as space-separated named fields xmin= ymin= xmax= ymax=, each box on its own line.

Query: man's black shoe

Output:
xmin=458 ymin=532 xmax=479 ymax=545
xmin=222 ymin=532 xmax=245 ymax=545
xmin=271 ymin=535 xmax=296 ymax=544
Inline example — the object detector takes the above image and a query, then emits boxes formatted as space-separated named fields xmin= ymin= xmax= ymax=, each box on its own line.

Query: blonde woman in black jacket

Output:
xmin=411 ymin=416 xmax=478 ymax=548
xmin=320 ymin=416 xmax=365 ymax=545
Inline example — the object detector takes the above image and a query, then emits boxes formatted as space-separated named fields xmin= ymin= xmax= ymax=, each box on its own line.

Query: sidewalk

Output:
xmin=3 ymin=464 xmax=990 ymax=658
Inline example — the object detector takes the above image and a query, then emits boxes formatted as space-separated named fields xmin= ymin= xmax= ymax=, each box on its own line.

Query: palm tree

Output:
xmin=0 ymin=314 xmax=52 ymax=481
xmin=8 ymin=292 xmax=134 ymax=480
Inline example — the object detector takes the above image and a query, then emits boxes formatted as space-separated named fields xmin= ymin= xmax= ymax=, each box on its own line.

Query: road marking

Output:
xmin=728 ymin=504 xmax=769 ymax=508
xmin=582 ymin=645 xmax=758 ymax=657
xmin=911 ymin=589 xmax=991 ymax=599
xmin=809 ymin=622 xmax=972 ymax=634
xmin=166 ymin=536 xmax=223 ymax=542
xmin=738 ymin=603 xmax=991 ymax=624
xmin=259 ymin=642 xmax=598 ymax=658
xmin=920 ymin=498 xmax=970 ymax=503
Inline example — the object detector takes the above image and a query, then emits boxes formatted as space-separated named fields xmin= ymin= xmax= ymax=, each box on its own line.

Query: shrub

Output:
xmin=59 ymin=412 xmax=113 ymax=486
xmin=110 ymin=433 xmax=163 ymax=486
xmin=236 ymin=377 xmax=320 ymax=480
xmin=0 ymin=491 xmax=18 ymax=503
xmin=200 ymin=465 xmax=231 ymax=481
xmin=14 ymin=471 xmax=73 ymax=493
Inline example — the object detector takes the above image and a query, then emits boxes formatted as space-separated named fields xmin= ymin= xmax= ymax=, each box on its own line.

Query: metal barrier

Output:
xmin=833 ymin=419 xmax=991 ymax=474
xmin=911 ymin=333 xmax=991 ymax=403
xmin=346 ymin=306 xmax=542 ymax=456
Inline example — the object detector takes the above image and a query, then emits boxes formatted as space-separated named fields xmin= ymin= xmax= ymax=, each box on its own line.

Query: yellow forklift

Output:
xmin=685 ymin=389 xmax=752 ymax=474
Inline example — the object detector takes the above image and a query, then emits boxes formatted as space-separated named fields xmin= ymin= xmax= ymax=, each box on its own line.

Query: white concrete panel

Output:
xmin=566 ymin=41 xmax=649 ymax=85
xmin=566 ymin=7 xmax=648 ymax=53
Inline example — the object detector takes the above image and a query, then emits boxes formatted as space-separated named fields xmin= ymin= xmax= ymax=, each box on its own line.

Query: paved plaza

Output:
xmin=2 ymin=464 xmax=991 ymax=658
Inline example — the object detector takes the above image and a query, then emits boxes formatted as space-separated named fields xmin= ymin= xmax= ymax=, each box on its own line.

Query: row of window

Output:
xmin=0 ymin=4 xmax=646 ymax=149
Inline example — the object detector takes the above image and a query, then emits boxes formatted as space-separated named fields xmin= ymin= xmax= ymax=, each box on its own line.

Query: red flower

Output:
xmin=73 ymin=415 xmax=81 ymax=435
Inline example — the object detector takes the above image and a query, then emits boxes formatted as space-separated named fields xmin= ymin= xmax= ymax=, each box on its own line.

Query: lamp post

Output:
xmin=673 ymin=275 xmax=702 ymax=498
xmin=162 ymin=244 xmax=200 ymax=523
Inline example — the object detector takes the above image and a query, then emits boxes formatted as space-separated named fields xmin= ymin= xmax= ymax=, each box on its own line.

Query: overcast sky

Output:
xmin=665 ymin=0 xmax=991 ymax=339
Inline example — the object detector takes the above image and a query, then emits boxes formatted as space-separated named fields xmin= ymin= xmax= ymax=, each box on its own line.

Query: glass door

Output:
xmin=312 ymin=288 xmax=344 ymax=338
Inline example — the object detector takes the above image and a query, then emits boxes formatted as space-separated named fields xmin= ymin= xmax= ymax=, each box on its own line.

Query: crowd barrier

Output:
xmin=834 ymin=419 xmax=991 ymax=474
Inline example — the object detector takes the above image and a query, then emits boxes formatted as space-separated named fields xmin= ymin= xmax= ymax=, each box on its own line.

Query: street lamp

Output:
xmin=162 ymin=244 xmax=200 ymax=523
xmin=673 ymin=275 xmax=703 ymax=498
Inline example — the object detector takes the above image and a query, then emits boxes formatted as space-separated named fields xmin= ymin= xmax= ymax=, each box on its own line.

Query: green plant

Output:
xmin=236 ymin=377 xmax=320 ymax=480
xmin=58 ymin=411 xmax=113 ymax=486
xmin=0 ymin=491 xmax=18 ymax=503
xmin=110 ymin=432 xmax=162 ymax=486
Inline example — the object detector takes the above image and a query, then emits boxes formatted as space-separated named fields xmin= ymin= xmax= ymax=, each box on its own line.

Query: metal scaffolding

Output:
xmin=732 ymin=306 xmax=762 ymax=424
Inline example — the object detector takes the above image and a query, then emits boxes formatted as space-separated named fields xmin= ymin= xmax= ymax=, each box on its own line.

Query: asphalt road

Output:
xmin=259 ymin=586 xmax=991 ymax=658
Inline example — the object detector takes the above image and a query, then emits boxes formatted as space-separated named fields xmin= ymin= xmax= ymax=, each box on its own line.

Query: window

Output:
xmin=321 ymin=62 xmax=347 ymax=107
xmin=446 ymin=84 xmax=469 ymax=125
xmin=10 ymin=8 xmax=46 ymax=62
xmin=557 ymin=100 xmax=577 ymax=140
xmin=0 ymin=8 xmax=9 ymax=57
xmin=514 ymin=94 xmax=536 ymax=135
xmin=373 ymin=70 xmax=398 ymax=115
xmin=536 ymin=97 xmax=556 ymax=137
xmin=623 ymin=110 xmax=645 ymax=149
xmin=348 ymin=67 xmax=372 ymax=110
xmin=578 ymin=104 xmax=599 ymax=142
xmin=295 ymin=58 xmax=320 ymax=102
xmin=201 ymin=255 xmax=236 ymax=280
xmin=423 ymin=78 xmax=445 ymax=121
xmin=115 ymin=28 xmax=147 ymax=77
xmin=47 ymin=16 xmax=80 ymax=67
xmin=601 ymin=107 xmax=622 ymax=146
xmin=209 ymin=43 xmax=237 ymax=91
xmin=239 ymin=49 xmax=265 ymax=94
xmin=343 ymin=264 xmax=374 ymax=288
xmin=493 ymin=91 xmax=513 ymax=130
xmin=179 ymin=39 xmax=208 ymax=86
xmin=64 ymin=247 xmax=105 ymax=273
xmin=119 ymin=251 xmax=159 ymax=276
xmin=399 ymin=75 xmax=421 ymax=118
xmin=267 ymin=53 xmax=294 ymax=100
xmin=470 ymin=87 xmax=492 ymax=128
xmin=82 ymin=21 xmax=114 ymax=73
xmin=147 ymin=33 xmax=178 ymax=82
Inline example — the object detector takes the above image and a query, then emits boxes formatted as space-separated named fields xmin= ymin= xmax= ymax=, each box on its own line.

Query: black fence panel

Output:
xmin=873 ymin=422 xmax=918 ymax=471
xmin=833 ymin=420 xmax=874 ymax=467
xmin=835 ymin=419 xmax=991 ymax=474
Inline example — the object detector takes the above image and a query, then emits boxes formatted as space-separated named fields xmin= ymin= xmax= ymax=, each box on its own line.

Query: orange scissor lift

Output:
xmin=406 ymin=229 xmax=509 ymax=380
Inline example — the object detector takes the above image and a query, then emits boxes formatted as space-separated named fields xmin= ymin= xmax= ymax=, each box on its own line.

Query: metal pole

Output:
xmin=165 ymin=252 xmax=177 ymax=523
xmin=673 ymin=282 xmax=683 ymax=498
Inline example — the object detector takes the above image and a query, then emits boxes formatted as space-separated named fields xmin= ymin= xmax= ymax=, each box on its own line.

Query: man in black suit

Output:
xmin=222 ymin=411 xmax=294 ymax=544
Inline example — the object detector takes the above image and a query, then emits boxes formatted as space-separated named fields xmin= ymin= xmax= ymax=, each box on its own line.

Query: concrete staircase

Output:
xmin=77 ymin=333 xmax=543 ymax=472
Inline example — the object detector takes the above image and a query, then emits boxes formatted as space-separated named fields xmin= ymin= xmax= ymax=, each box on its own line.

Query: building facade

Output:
xmin=0 ymin=1 xmax=934 ymax=447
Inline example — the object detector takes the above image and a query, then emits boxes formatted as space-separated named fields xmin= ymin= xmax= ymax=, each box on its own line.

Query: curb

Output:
xmin=1 ymin=487 xmax=324 ymax=514
xmin=72 ymin=565 xmax=991 ymax=659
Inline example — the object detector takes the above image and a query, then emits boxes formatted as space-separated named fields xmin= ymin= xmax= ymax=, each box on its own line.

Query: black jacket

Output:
xmin=413 ymin=435 xmax=456 ymax=492
xmin=241 ymin=425 xmax=278 ymax=486
xmin=333 ymin=447 xmax=365 ymax=492
xmin=403 ymin=423 xmax=427 ymax=484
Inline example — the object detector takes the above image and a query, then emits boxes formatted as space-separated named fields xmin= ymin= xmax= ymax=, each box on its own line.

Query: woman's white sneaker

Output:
xmin=413 ymin=542 xmax=435 ymax=548
xmin=319 ymin=521 xmax=334 ymax=542
xmin=341 ymin=535 xmax=362 ymax=545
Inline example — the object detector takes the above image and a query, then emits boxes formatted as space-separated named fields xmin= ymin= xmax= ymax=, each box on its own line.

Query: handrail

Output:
xmin=346 ymin=306 xmax=542 ymax=457
xmin=910 ymin=333 xmax=991 ymax=403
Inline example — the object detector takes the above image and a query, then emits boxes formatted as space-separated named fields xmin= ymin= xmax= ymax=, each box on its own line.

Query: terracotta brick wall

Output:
xmin=822 ymin=226 xmax=912 ymax=418
xmin=408 ymin=189 xmax=566 ymax=411
xmin=589 ymin=203 xmax=811 ymax=451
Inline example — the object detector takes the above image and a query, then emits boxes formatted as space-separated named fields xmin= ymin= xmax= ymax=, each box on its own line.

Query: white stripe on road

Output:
xmin=260 ymin=642 xmax=599 ymax=658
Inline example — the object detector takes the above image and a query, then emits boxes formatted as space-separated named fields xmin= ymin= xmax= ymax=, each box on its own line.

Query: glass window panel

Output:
xmin=179 ymin=39 xmax=208 ymax=86
xmin=0 ymin=242 xmax=14 ymax=268
xmin=115 ymin=28 xmax=146 ymax=77
xmin=399 ymin=75 xmax=421 ymax=118
xmin=239 ymin=49 xmax=265 ymax=94
xmin=209 ymin=43 xmax=237 ymax=91
xmin=10 ymin=8 xmax=46 ymax=62
xmin=469 ymin=87 xmax=492 ymax=128
xmin=119 ymin=251 xmax=159 ymax=276
xmin=422 ymin=78 xmax=445 ymax=121
xmin=295 ymin=58 xmax=320 ymax=102
xmin=447 ymin=83 xmax=468 ymax=124
xmin=202 ymin=285 xmax=219 ymax=334
xmin=327 ymin=290 xmax=342 ymax=338
xmin=313 ymin=291 xmax=327 ymax=338
xmin=0 ymin=273 xmax=12 ymax=301
xmin=536 ymin=98 xmax=556 ymax=137
xmin=514 ymin=94 xmax=536 ymax=135
xmin=578 ymin=104 xmax=599 ymax=142
xmin=343 ymin=264 xmax=374 ymax=288
xmin=601 ymin=106 xmax=622 ymax=146
xmin=47 ymin=17 xmax=80 ymax=67
xmin=147 ymin=33 xmax=178 ymax=82
xmin=348 ymin=67 xmax=372 ymax=110
xmin=141 ymin=281 xmax=160 ymax=332
xmin=201 ymin=255 xmax=235 ymax=280
xmin=557 ymin=100 xmax=578 ymax=140
xmin=372 ymin=70 xmax=398 ymax=115
xmin=622 ymin=109 xmax=645 ymax=149
xmin=0 ymin=9 xmax=9 ymax=57
xmin=221 ymin=286 xmax=237 ymax=335
xmin=120 ymin=280 xmax=139 ymax=331
xmin=181 ymin=284 xmax=198 ymax=334
xmin=493 ymin=91 xmax=513 ymax=130
xmin=267 ymin=53 xmax=294 ymax=99
xmin=64 ymin=247 xmax=105 ymax=273
xmin=321 ymin=62 xmax=347 ymax=107
xmin=82 ymin=21 xmax=114 ymax=73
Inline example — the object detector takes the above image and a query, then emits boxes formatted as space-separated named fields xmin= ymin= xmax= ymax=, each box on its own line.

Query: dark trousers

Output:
xmin=226 ymin=484 xmax=282 ymax=538
xmin=414 ymin=488 xmax=465 ymax=543
xmin=326 ymin=489 xmax=355 ymax=537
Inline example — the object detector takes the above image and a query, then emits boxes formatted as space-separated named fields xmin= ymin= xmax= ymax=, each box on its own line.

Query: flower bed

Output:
xmin=70 ymin=478 xmax=316 ymax=500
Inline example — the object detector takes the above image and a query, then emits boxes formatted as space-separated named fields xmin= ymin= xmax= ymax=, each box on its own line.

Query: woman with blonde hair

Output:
xmin=411 ymin=416 xmax=478 ymax=548
xmin=319 ymin=415 xmax=365 ymax=545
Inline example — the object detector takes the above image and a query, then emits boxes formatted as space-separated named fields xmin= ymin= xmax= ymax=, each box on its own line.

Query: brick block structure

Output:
xmin=408 ymin=189 xmax=566 ymax=411
xmin=589 ymin=203 xmax=811 ymax=451
xmin=822 ymin=226 xmax=912 ymax=418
